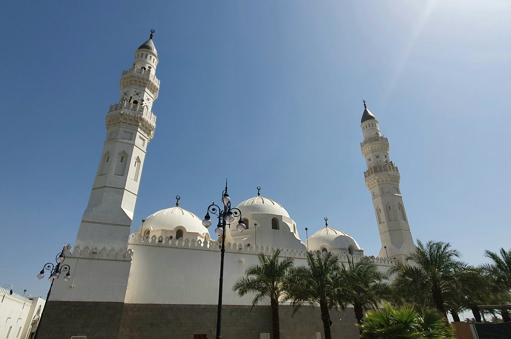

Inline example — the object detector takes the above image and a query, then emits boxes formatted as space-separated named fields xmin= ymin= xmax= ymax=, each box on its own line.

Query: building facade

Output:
xmin=0 ymin=287 xmax=45 ymax=339
xmin=37 ymin=34 xmax=414 ymax=339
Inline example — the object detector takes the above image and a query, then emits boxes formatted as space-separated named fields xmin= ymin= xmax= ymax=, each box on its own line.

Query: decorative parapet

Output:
xmin=121 ymin=68 xmax=160 ymax=97
xmin=366 ymin=256 xmax=396 ymax=266
xmin=127 ymin=233 xmax=390 ymax=267
xmin=364 ymin=161 xmax=399 ymax=178
xmin=106 ymin=102 xmax=156 ymax=138
xmin=66 ymin=245 xmax=133 ymax=262
xmin=361 ymin=136 xmax=388 ymax=147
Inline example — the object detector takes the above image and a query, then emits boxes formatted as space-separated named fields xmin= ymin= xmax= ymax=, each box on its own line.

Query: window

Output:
xmin=133 ymin=157 xmax=141 ymax=181
xmin=176 ymin=229 xmax=184 ymax=240
xmin=376 ymin=207 xmax=382 ymax=224
xmin=241 ymin=218 xmax=249 ymax=229
xmin=271 ymin=218 xmax=279 ymax=230
xmin=114 ymin=152 xmax=128 ymax=176
xmin=293 ymin=224 xmax=296 ymax=233
xmin=399 ymin=204 xmax=407 ymax=222
xmin=99 ymin=152 xmax=110 ymax=175
xmin=6 ymin=326 xmax=12 ymax=338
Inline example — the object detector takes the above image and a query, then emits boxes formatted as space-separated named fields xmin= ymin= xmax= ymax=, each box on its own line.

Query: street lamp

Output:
xmin=34 ymin=244 xmax=72 ymax=339
xmin=202 ymin=182 xmax=247 ymax=339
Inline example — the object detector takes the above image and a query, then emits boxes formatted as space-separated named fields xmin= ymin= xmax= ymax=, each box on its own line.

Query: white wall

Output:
xmin=0 ymin=288 xmax=45 ymax=339
xmin=124 ymin=237 xmax=395 ymax=305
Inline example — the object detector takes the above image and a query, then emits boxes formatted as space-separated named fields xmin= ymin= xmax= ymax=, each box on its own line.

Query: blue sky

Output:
xmin=1 ymin=0 xmax=510 ymax=297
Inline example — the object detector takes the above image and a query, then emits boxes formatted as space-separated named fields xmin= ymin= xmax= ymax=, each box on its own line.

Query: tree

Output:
xmin=339 ymin=256 xmax=387 ymax=324
xmin=360 ymin=304 xmax=454 ymax=339
xmin=233 ymin=249 xmax=294 ymax=339
xmin=285 ymin=251 xmax=341 ymax=339
xmin=391 ymin=240 xmax=462 ymax=318
xmin=485 ymin=248 xmax=511 ymax=322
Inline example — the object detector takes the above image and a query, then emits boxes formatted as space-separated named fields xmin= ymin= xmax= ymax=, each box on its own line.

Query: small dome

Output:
xmin=137 ymin=31 xmax=157 ymax=55
xmin=237 ymin=195 xmax=290 ymax=217
xmin=142 ymin=206 xmax=207 ymax=235
xmin=361 ymin=101 xmax=376 ymax=123
xmin=308 ymin=226 xmax=361 ymax=252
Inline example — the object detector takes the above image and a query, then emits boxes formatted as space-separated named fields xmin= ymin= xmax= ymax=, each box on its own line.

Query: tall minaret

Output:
xmin=360 ymin=101 xmax=415 ymax=261
xmin=75 ymin=31 xmax=159 ymax=250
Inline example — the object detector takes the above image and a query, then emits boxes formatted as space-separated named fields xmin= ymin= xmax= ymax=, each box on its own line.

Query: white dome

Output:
xmin=237 ymin=195 xmax=290 ymax=217
xmin=142 ymin=206 xmax=208 ymax=235
xmin=308 ymin=227 xmax=361 ymax=252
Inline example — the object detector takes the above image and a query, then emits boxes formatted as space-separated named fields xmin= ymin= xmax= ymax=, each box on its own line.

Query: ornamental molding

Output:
xmin=67 ymin=245 xmax=133 ymax=262
xmin=106 ymin=102 xmax=156 ymax=139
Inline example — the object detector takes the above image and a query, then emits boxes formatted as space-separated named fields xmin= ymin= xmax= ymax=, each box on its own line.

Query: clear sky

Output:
xmin=1 ymin=0 xmax=509 ymax=297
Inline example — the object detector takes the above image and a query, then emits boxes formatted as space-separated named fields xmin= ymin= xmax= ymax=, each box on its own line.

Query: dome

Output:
xmin=137 ymin=31 xmax=157 ymax=55
xmin=308 ymin=226 xmax=361 ymax=252
xmin=361 ymin=101 xmax=376 ymax=123
xmin=237 ymin=195 xmax=290 ymax=217
xmin=141 ymin=206 xmax=208 ymax=235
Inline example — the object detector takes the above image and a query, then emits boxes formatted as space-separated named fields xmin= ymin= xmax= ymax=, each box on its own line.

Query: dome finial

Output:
xmin=149 ymin=29 xmax=155 ymax=39
xmin=256 ymin=186 xmax=261 ymax=196
xmin=175 ymin=195 xmax=181 ymax=207
xmin=363 ymin=100 xmax=367 ymax=109
xmin=324 ymin=217 xmax=329 ymax=227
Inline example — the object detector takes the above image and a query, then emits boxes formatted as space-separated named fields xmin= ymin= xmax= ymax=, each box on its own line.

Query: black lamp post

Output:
xmin=34 ymin=245 xmax=72 ymax=339
xmin=201 ymin=182 xmax=247 ymax=339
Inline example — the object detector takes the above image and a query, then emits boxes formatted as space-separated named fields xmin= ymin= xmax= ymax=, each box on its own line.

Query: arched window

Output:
xmin=176 ymin=229 xmax=184 ymax=240
xmin=133 ymin=156 xmax=141 ymax=181
xmin=241 ymin=218 xmax=249 ymax=229
xmin=321 ymin=247 xmax=328 ymax=253
xmin=387 ymin=205 xmax=393 ymax=221
xmin=99 ymin=152 xmax=110 ymax=175
xmin=115 ymin=152 xmax=128 ymax=176
xmin=271 ymin=218 xmax=279 ymax=230
xmin=399 ymin=203 xmax=407 ymax=222
xmin=376 ymin=207 xmax=382 ymax=224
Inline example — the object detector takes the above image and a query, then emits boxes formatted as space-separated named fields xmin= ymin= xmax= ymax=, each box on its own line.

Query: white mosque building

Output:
xmin=37 ymin=33 xmax=416 ymax=339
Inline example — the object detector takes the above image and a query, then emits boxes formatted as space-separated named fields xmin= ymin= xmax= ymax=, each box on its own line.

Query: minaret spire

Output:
xmin=360 ymin=104 xmax=415 ymax=261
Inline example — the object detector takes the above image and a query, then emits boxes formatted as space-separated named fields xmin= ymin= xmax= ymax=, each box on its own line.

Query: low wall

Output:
xmin=118 ymin=304 xmax=360 ymax=339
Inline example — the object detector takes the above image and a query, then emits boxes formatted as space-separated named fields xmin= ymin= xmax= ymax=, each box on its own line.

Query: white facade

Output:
xmin=50 ymin=35 xmax=413 ymax=312
xmin=0 ymin=288 xmax=45 ymax=339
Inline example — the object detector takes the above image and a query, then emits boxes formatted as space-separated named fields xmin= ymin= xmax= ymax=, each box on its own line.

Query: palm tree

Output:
xmin=233 ymin=249 xmax=294 ymax=339
xmin=391 ymin=240 xmax=462 ymax=318
xmin=360 ymin=304 xmax=454 ymax=339
xmin=339 ymin=256 xmax=387 ymax=325
xmin=285 ymin=251 xmax=341 ymax=339
xmin=485 ymin=248 xmax=511 ymax=322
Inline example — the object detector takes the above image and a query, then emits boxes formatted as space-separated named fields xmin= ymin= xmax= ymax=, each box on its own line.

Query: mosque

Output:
xmin=37 ymin=33 xmax=416 ymax=339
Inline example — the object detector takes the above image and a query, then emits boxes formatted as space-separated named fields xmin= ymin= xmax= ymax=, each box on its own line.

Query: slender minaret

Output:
xmin=360 ymin=101 xmax=415 ymax=261
xmin=75 ymin=31 xmax=159 ymax=250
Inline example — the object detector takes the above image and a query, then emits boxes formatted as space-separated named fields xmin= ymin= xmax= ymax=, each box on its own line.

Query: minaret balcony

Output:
xmin=364 ymin=161 xmax=399 ymax=178
xmin=121 ymin=68 xmax=160 ymax=97
xmin=106 ymin=102 xmax=156 ymax=137
xmin=361 ymin=136 xmax=388 ymax=147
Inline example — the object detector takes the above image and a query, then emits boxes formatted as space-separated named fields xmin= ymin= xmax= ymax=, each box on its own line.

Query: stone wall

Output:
xmin=37 ymin=301 xmax=360 ymax=339
xmin=36 ymin=301 xmax=124 ymax=339
xmin=119 ymin=304 xmax=360 ymax=339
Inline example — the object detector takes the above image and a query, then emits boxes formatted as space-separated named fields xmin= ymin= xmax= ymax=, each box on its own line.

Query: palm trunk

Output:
xmin=450 ymin=310 xmax=460 ymax=322
xmin=319 ymin=298 xmax=332 ymax=339
xmin=501 ymin=307 xmax=510 ymax=322
xmin=270 ymin=297 xmax=280 ymax=339
xmin=471 ymin=306 xmax=482 ymax=322
xmin=353 ymin=303 xmax=364 ymax=325
xmin=431 ymin=285 xmax=446 ymax=318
